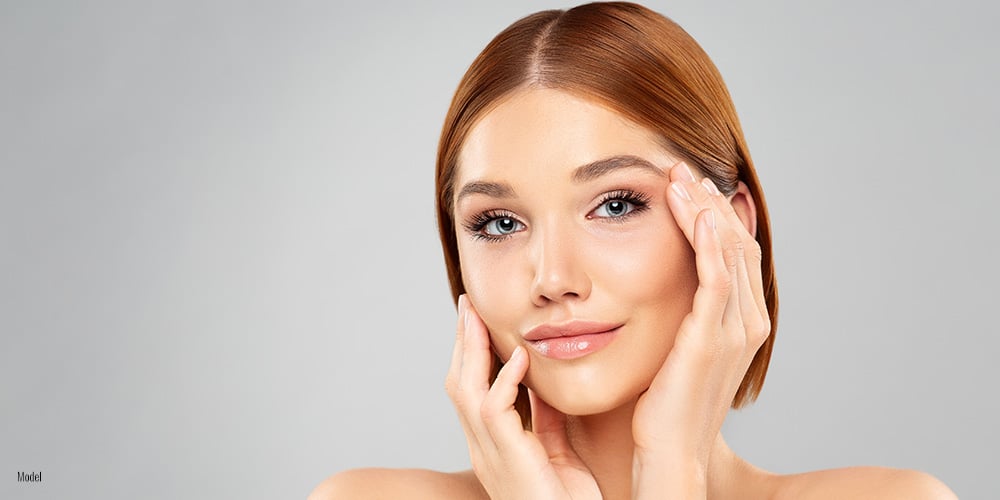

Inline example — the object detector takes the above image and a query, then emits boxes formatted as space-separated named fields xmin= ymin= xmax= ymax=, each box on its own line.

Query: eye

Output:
xmin=483 ymin=216 xmax=524 ymax=236
xmin=462 ymin=209 xmax=526 ymax=242
xmin=590 ymin=189 xmax=651 ymax=221
xmin=594 ymin=199 xmax=634 ymax=218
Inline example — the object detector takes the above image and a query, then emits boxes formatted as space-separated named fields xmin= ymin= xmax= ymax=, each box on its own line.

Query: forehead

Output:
xmin=456 ymin=88 xmax=674 ymax=183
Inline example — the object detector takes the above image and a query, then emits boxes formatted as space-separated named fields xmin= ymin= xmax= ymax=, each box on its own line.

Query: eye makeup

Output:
xmin=462 ymin=209 xmax=524 ymax=243
xmin=589 ymin=189 xmax=651 ymax=222
xmin=460 ymin=187 xmax=653 ymax=243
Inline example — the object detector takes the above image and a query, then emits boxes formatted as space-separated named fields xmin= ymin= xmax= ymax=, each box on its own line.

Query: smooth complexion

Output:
xmin=310 ymin=87 xmax=958 ymax=500
xmin=453 ymin=87 xmax=700 ymax=416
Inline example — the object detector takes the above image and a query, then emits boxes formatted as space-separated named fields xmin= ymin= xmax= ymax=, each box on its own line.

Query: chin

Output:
xmin=545 ymin=388 xmax=638 ymax=416
xmin=524 ymin=359 xmax=651 ymax=416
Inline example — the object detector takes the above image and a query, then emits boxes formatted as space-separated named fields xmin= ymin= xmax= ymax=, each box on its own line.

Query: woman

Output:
xmin=312 ymin=2 xmax=955 ymax=498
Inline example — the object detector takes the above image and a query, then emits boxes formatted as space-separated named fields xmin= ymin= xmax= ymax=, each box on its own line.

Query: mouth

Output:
xmin=523 ymin=321 xmax=623 ymax=360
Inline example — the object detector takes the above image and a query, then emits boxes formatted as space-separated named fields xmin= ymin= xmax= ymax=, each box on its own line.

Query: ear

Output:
xmin=729 ymin=181 xmax=757 ymax=238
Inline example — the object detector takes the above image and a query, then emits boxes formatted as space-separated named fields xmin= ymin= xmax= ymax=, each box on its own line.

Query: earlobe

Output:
xmin=729 ymin=181 xmax=757 ymax=238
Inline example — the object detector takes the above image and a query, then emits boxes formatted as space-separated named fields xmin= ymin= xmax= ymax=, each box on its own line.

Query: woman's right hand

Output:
xmin=445 ymin=295 xmax=602 ymax=500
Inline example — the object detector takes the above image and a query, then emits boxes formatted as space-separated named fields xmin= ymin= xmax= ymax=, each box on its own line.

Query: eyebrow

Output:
xmin=455 ymin=155 xmax=665 ymax=203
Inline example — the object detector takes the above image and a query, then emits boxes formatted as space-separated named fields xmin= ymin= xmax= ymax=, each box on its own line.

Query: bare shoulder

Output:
xmin=771 ymin=466 xmax=956 ymax=500
xmin=308 ymin=467 xmax=485 ymax=500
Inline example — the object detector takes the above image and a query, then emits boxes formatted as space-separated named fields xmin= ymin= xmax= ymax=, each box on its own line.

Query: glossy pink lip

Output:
xmin=523 ymin=321 xmax=623 ymax=360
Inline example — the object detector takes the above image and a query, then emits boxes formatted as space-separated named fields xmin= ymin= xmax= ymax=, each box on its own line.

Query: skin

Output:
xmin=309 ymin=88 xmax=956 ymax=500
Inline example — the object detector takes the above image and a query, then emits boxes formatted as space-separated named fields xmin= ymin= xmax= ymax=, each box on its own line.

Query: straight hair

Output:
xmin=436 ymin=2 xmax=778 ymax=428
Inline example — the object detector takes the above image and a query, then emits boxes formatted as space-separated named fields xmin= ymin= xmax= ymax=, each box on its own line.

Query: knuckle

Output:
xmin=479 ymin=398 xmax=500 ymax=425
xmin=755 ymin=318 xmax=773 ymax=343
xmin=708 ymin=274 xmax=733 ymax=298
xmin=745 ymin=327 xmax=765 ymax=348
xmin=449 ymin=388 xmax=465 ymax=409
xmin=444 ymin=375 xmax=459 ymax=398
xmin=722 ymin=246 xmax=741 ymax=266
xmin=758 ymin=313 xmax=772 ymax=334
xmin=450 ymin=385 xmax=475 ymax=413
xmin=722 ymin=244 xmax=742 ymax=271
xmin=749 ymin=239 xmax=763 ymax=262
xmin=745 ymin=317 xmax=771 ymax=347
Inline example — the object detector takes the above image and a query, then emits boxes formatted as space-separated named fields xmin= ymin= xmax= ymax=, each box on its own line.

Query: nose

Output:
xmin=528 ymin=221 xmax=592 ymax=306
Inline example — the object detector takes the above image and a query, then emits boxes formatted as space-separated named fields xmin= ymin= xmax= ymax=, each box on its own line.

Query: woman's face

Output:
xmin=453 ymin=88 xmax=699 ymax=416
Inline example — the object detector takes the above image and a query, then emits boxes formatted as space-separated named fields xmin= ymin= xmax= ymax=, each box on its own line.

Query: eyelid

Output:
xmin=587 ymin=188 xmax=651 ymax=220
xmin=461 ymin=208 xmax=526 ymax=242
xmin=461 ymin=187 xmax=652 ymax=242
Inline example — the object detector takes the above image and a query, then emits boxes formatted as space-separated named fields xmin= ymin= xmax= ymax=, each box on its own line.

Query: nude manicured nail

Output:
xmin=511 ymin=346 xmax=523 ymax=361
xmin=701 ymin=177 xmax=721 ymax=196
xmin=682 ymin=163 xmax=697 ymax=182
xmin=671 ymin=182 xmax=691 ymax=201
xmin=459 ymin=295 xmax=469 ymax=328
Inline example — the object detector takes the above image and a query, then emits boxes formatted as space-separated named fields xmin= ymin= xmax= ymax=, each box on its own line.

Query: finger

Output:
xmin=719 ymin=236 xmax=744 ymax=336
xmin=688 ymin=207 xmax=730 ymax=326
xmin=699 ymin=177 xmax=747 ymax=237
xmin=668 ymin=162 xmax=750 ymax=254
xmin=699 ymin=180 xmax=769 ymax=365
xmin=452 ymin=297 xmax=497 ymax=454
xmin=666 ymin=163 xmax=714 ymax=246
xmin=528 ymin=388 xmax=579 ymax=465
xmin=461 ymin=298 xmax=493 ymax=395
xmin=446 ymin=295 xmax=467 ymax=389
xmin=700 ymin=177 xmax=767 ymax=319
xmin=481 ymin=346 xmax=530 ymax=449
xmin=445 ymin=295 xmax=489 ymax=463
xmin=734 ymin=237 xmax=771 ymax=349
xmin=694 ymin=180 xmax=745 ymax=337
xmin=667 ymin=164 xmax=747 ymax=268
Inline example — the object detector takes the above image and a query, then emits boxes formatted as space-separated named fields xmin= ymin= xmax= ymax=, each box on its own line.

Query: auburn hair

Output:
xmin=435 ymin=2 xmax=778 ymax=428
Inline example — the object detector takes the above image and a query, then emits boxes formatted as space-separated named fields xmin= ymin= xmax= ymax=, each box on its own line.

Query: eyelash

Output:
xmin=592 ymin=189 xmax=651 ymax=222
xmin=463 ymin=209 xmax=520 ymax=243
xmin=462 ymin=189 xmax=651 ymax=243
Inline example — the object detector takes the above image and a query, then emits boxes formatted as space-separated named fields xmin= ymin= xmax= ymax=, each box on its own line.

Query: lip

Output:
xmin=523 ymin=321 xmax=623 ymax=360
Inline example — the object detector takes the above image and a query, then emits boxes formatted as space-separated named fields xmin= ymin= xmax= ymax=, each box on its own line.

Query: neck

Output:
xmin=564 ymin=399 xmax=771 ymax=500
xmin=564 ymin=399 xmax=638 ymax=499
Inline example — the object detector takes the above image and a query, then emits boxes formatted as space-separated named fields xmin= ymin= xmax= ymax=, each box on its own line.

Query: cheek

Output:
xmin=456 ymin=240 xmax=523 ymax=352
xmin=589 ymin=219 xmax=697 ymax=309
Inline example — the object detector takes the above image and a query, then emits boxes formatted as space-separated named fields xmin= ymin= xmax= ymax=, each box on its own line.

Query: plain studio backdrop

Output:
xmin=1 ymin=1 xmax=997 ymax=498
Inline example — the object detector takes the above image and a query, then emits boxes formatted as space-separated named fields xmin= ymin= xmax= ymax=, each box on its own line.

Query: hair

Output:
xmin=435 ymin=1 xmax=778 ymax=428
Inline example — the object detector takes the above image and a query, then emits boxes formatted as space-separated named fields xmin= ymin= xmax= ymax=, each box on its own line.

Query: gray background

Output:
xmin=1 ymin=1 xmax=996 ymax=498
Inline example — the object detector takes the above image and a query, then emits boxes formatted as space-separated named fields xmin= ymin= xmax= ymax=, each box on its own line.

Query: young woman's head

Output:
xmin=436 ymin=2 xmax=778 ymax=422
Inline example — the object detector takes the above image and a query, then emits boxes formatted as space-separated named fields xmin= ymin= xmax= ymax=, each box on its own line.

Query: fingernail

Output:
xmin=682 ymin=163 xmax=697 ymax=183
xmin=671 ymin=182 xmax=691 ymax=201
xmin=459 ymin=295 xmax=469 ymax=328
xmin=511 ymin=346 xmax=523 ymax=361
xmin=701 ymin=177 xmax=721 ymax=196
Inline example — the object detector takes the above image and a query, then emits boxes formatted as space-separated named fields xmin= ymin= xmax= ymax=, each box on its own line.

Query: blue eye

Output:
xmin=594 ymin=199 xmax=634 ymax=218
xmin=591 ymin=189 xmax=650 ymax=220
xmin=463 ymin=210 xmax=526 ymax=242
xmin=484 ymin=216 xmax=524 ymax=236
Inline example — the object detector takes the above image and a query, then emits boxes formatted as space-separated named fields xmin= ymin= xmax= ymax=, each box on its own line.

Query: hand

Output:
xmin=631 ymin=162 xmax=771 ymax=498
xmin=445 ymin=295 xmax=602 ymax=500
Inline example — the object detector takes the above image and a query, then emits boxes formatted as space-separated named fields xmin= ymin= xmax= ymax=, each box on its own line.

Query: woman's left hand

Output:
xmin=630 ymin=162 xmax=771 ymax=498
